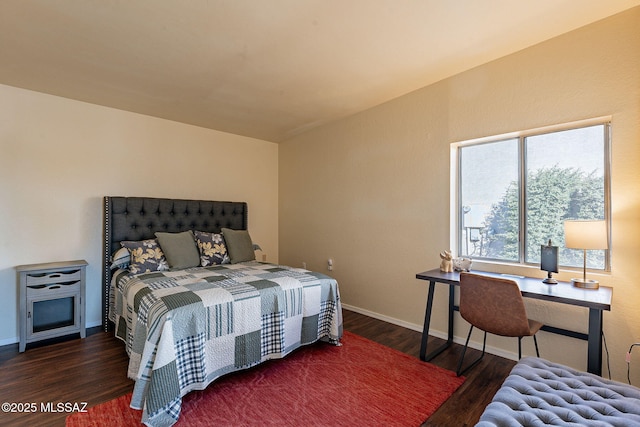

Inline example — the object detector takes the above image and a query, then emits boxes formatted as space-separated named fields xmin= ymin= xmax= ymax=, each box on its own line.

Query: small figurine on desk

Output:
xmin=453 ymin=257 xmax=472 ymax=272
xmin=439 ymin=250 xmax=454 ymax=273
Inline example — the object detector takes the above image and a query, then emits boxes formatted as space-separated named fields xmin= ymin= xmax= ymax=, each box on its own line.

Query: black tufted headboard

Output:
xmin=102 ymin=196 xmax=248 ymax=330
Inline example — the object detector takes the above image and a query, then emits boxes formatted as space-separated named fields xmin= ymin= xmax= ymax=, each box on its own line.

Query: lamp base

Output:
xmin=571 ymin=278 xmax=599 ymax=289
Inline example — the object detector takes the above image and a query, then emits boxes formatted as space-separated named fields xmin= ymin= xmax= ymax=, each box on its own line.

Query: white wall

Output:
xmin=279 ymin=7 xmax=640 ymax=382
xmin=0 ymin=84 xmax=279 ymax=344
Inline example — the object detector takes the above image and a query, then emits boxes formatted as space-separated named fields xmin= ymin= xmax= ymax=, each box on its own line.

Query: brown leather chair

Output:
xmin=456 ymin=272 xmax=543 ymax=376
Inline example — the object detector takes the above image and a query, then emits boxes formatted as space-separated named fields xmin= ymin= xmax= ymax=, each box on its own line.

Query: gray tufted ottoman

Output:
xmin=477 ymin=357 xmax=640 ymax=426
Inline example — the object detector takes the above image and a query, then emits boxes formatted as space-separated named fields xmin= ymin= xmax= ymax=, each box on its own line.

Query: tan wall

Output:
xmin=279 ymin=7 xmax=640 ymax=382
xmin=0 ymin=84 xmax=279 ymax=344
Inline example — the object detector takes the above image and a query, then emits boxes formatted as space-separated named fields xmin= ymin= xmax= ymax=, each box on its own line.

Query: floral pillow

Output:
xmin=120 ymin=239 xmax=169 ymax=274
xmin=194 ymin=230 xmax=230 ymax=266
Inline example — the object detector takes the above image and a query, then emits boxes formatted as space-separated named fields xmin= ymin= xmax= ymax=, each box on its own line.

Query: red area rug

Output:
xmin=67 ymin=331 xmax=464 ymax=426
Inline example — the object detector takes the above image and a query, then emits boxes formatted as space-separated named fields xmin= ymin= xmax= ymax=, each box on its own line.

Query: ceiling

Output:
xmin=1 ymin=1 xmax=638 ymax=142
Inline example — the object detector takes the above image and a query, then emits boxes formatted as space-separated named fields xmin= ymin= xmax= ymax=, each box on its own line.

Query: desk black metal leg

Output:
xmin=447 ymin=284 xmax=455 ymax=343
xmin=587 ymin=308 xmax=603 ymax=376
xmin=419 ymin=281 xmax=454 ymax=362
xmin=419 ymin=281 xmax=436 ymax=361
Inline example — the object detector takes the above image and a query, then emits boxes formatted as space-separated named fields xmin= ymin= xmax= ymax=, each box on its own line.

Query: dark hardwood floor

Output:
xmin=0 ymin=310 xmax=515 ymax=426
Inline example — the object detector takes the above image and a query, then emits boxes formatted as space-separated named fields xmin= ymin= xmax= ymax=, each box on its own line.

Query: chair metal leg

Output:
xmin=456 ymin=326 xmax=487 ymax=377
xmin=518 ymin=335 xmax=540 ymax=359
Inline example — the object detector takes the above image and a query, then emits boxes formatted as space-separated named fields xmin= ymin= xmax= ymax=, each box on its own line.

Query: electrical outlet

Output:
xmin=302 ymin=262 xmax=307 ymax=269
xmin=328 ymin=258 xmax=333 ymax=271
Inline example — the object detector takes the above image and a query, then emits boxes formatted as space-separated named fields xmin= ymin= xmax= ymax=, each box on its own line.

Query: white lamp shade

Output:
xmin=564 ymin=220 xmax=608 ymax=250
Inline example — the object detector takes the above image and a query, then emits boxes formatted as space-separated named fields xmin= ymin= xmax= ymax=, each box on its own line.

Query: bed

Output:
xmin=477 ymin=357 xmax=640 ymax=426
xmin=102 ymin=196 xmax=343 ymax=427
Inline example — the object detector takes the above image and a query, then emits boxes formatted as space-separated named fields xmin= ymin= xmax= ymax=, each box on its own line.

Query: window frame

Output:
xmin=450 ymin=117 xmax=612 ymax=271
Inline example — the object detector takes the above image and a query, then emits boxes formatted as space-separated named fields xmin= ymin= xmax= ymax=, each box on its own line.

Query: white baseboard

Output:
xmin=0 ymin=320 xmax=104 ymax=348
xmin=0 ymin=336 xmax=18 ymax=347
xmin=342 ymin=303 xmax=520 ymax=361
xmin=342 ymin=303 xmax=424 ymax=332
xmin=86 ymin=320 xmax=102 ymax=329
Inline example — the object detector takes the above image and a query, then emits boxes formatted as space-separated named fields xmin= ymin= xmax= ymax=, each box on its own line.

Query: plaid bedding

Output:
xmin=110 ymin=261 xmax=343 ymax=427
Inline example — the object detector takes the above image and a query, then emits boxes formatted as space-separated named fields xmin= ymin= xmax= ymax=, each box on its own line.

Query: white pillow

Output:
xmin=110 ymin=247 xmax=131 ymax=270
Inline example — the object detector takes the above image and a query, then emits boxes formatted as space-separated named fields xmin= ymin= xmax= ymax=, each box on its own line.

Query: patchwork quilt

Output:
xmin=110 ymin=261 xmax=343 ymax=427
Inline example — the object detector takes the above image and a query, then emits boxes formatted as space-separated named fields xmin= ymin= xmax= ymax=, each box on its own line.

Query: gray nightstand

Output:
xmin=16 ymin=260 xmax=87 ymax=352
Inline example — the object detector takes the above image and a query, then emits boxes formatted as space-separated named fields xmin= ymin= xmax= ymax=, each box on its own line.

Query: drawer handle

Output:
xmin=27 ymin=281 xmax=79 ymax=290
xmin=27 ymin=270 xmax=80 ymax=279
xmin=58 ymin=281 xmax=79 ymax=286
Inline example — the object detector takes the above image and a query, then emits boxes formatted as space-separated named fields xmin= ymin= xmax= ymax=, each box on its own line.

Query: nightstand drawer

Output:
xmin=26 ymin=269 xmax=82 ymax=286
xmin=26 ymin=281 xmax=81 ymax=298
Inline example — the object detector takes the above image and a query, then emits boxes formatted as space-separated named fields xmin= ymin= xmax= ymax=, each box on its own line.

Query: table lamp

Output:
xmin=563 ymin=220 xmax=608 ymax=289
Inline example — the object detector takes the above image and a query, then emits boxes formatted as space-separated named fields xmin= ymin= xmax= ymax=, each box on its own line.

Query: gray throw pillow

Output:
xmin=221 ymin=228 xmax=255 ymax=264
xmin=155 ymin=231 xmax=200 ymax=269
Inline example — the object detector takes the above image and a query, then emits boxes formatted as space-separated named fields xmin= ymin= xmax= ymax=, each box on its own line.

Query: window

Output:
xmin=455 ymin=119 xmax=610 ymax=270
